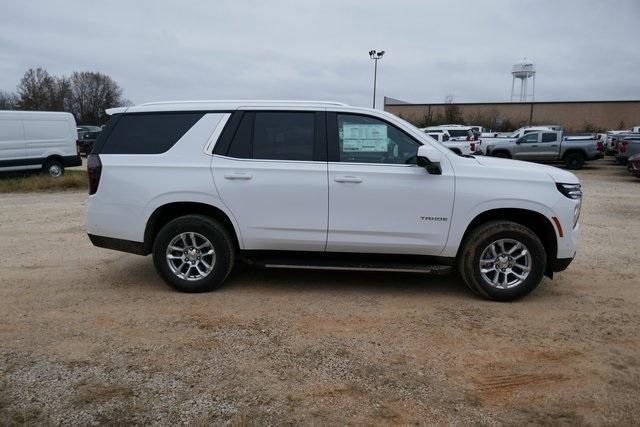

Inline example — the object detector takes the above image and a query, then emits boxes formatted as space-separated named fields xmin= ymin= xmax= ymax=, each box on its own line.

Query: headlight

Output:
xmin=556 ymin=183 xmax=582 ymax=199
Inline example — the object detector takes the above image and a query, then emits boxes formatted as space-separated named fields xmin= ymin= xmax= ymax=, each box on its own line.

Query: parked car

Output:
xmin=85 ymin=100 xmax=582 ymax=301
xmin=482 ymin=130 xmax=602 ymax=169
xmin=627 ymin=153 xmax=640 ymax=178
xmin=615 ymin=135 xmax=640 ymax=165
xmin=420 ymin=126 xmax=477 ymax=155
xmin=0 ymin=110 xmax=82 ymax=176
xmin=605 ymin=130 xmax=631 ymax=155
xmin=77 ymin=130 xmax=101 ymax=156
xmin=77 ymin=125 xmax=102 ymax=141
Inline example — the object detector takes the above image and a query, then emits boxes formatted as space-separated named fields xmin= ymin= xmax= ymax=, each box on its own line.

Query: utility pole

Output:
xmin=369 ymin=50 xmax=385 ymax=108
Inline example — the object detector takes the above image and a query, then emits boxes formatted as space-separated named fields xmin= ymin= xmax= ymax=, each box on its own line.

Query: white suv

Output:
xmin=85 ymin=100 xmax=581 ymax=301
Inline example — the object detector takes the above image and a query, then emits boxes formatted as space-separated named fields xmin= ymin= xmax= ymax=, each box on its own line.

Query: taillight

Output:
xmin=620 ymin=142 xmax=628 ymax=153
xmin=87 ymin=154 xmax=102 ymax=195
xmin=597 ymin=141 xmax=604 ymax=151
xmin=76 ymin=140 xmax=81 ymax=155
xmin=470 ymin=143 xmax=476 ymax=152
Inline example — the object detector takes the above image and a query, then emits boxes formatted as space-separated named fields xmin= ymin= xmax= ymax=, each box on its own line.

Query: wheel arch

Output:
xmin=457 ymin=208 xmax=558 ymax=278
xmin=562 ymin=149 xmax=587 ymax=160
xmin=143 ymin=202 xmax=241 ymax=255
xmin=490 ymin=149 xmax=512 ymax=158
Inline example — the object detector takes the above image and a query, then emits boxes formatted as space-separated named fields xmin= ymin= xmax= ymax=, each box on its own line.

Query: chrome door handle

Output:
xmin=224 ymin=172 xmax=253 ymax=180
xmin=334 ymin=176 xmax=363 ymax=183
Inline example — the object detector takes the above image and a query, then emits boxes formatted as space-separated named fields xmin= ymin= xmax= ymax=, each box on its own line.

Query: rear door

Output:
xmin=211 ymin=110 xmax=328 ymax=251
xmin=0 ymin=112 xmax=26 ymax=168
xmin=535 ymin=132 xmax=561 ymax=160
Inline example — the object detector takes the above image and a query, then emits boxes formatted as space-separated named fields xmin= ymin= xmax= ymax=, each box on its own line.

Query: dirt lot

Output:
xmin=1 ymin=159 xmax=639 ymax=425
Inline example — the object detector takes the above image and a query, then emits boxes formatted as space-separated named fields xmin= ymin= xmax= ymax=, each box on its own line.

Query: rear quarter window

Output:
xmin=98 ymin=112 xmax=204 ymax=154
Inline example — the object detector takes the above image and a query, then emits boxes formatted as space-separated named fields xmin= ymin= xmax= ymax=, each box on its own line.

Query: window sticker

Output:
xmin=341 ymin=124 xmax=388 ymax=152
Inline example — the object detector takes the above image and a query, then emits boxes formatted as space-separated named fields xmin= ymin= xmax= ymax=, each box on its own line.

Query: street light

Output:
xmin=369 ymin=49 xmax=385 ymax=108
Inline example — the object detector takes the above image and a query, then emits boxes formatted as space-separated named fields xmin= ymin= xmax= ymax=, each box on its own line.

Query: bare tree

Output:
xmin=0 ymin=90 xmax=19 ymax=109
xmin=69 ymin=71 xmax=126 ymax=124
xmin=443 ymin=94 xmax=463 ymax=124
xmin=16 ymin=67 xmax=69 ymax=111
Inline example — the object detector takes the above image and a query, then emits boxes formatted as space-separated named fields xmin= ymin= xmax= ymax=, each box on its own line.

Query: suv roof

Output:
xmin=106 ymin=100 xmax=349 ymax=115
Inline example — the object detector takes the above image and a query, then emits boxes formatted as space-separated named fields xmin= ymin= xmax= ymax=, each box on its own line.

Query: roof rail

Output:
xmin=138 ymin=100 xmax=348 ymax=107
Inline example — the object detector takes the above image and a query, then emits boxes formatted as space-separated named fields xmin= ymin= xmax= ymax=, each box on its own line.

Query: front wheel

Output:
xmin=458 ymin=221 xmax=546 ymax=301
xmin=152 ymin=215 xmax=235 ymax=292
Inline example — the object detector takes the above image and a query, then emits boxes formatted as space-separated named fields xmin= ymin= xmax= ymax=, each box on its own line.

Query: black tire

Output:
xmin=492 ymin=151 xmax=510 ymax=159
xmin=152 ymin=215 xmax=235 ymax=292
xmin=43 ymin=159 xmax=64 ymax=177
xmin=458 ymin=220 xmax=546 ymax=301
xmin=564 ymin=152 xmax=585 ymax=170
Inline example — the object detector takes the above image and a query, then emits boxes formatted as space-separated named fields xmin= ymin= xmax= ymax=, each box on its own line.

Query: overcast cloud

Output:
xmin=1 ymin=0 xmax=639 ymax=107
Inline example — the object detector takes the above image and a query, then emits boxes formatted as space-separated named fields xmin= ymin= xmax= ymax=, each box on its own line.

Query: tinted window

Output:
xmin=227 ymin=112 xmax=253 ymax=158
xmin=542 ymin=132 xmax=556 ymax=143
xmin=337 ymin=114 xmax=420 ymax=164
xmin=425 ymin=129 xmax=443 ymax=133
xmin=100 ymin=113 xmax=204 ymax=154
xmin=252 ymin=112 xmax=314 ymax=161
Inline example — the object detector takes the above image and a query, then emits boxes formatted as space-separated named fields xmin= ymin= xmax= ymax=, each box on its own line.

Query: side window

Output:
xmin=227 ymin=113 xmax=253 ymax=158
xmin=253 ymin=112 xmax=314 ymax=161
xmin=542 ymin=132 xmax=556 ymax=143
xmin=519 ymin=133 xmax=539 ymax=144
xmin=337 ymin=114 xmax=420 ymax=164
xmin=99 ymin=113 xmax=204 ymax=154
xmin=226 ymin=112 xmax=315 ymax=161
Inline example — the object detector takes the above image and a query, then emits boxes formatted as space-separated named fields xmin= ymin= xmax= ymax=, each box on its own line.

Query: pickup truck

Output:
xmin=481 ymin=130 xmax=603 ymax=169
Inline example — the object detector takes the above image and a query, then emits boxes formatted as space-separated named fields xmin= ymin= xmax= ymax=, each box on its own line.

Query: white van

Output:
xmin=0 ymin=111 xmax=82 ymax=176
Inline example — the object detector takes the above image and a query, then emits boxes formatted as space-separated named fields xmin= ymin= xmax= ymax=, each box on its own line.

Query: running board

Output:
xmin=248 ymin=258 xmax=452 ymax=275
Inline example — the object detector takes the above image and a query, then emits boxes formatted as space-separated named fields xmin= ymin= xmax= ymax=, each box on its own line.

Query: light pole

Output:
xmin=369 ymin=49 xmax=385 ymax=109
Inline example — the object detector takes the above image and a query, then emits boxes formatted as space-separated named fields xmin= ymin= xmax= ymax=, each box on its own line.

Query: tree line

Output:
xmin=0 ymin=68 xmax=130 ymax=125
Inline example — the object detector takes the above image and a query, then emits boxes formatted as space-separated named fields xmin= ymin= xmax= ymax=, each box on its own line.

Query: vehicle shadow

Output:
xmin=225 ymin=264 xmax=470 ymax=298
xmin=116 ymin=256 xmax=471 ymax=298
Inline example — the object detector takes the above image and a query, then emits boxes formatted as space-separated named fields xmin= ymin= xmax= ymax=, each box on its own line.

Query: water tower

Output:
xmin=510 ymin=60 xmax=536 ymax=102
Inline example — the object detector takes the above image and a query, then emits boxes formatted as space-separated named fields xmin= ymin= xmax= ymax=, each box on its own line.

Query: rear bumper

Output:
xmin=588 ymin=152 xmax=604 ymax=161
xmin=88 ymin=234 xmax=146 ymax=255
xmin=615 ymin=155 xmax=629 ymax=165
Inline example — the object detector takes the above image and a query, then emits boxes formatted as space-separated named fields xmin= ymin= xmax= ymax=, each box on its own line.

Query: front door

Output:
xmin=513 ymin=132 xmax=540 ymax=161
xmin=212 ymin=111 xmax=328 ymax=251
xmin=326 ymin=113 xmax=455 ymax=255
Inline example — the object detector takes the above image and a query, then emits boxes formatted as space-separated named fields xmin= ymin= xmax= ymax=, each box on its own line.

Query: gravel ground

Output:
xmin=1 ymin=159 xmax=639 ymax=425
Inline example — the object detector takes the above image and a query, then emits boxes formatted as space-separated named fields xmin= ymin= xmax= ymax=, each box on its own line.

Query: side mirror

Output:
xmin=416 ymin=145 xmax=443 ymax=175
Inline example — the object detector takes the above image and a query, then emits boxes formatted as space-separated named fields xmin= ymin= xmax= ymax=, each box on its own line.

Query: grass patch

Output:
xmin=0 ymin=170 xmax=87 ymax=193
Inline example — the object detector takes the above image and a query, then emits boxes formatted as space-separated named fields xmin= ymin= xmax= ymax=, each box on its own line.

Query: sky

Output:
xmin=1 ymin=0 xmax=639 ymax=108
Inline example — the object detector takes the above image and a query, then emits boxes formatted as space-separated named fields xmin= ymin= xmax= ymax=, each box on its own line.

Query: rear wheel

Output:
xmin=458 ymin=221 xmax=546 ymax=301
xmin=152 ymin=215 xmax=235 ymax=292
xmin=43 ymin=159 xmax=64 ymax=177
xmin=565 ymin=152 xmax=585 ymax=169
